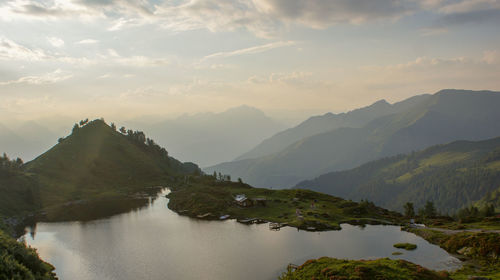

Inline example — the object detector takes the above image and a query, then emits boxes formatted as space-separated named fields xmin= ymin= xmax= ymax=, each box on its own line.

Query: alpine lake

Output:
xmin=22 ymin=189 xmax=462 ymax=280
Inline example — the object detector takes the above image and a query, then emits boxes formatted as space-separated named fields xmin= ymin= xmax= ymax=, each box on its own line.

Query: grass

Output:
xmin=394 ymin=243 xmax=417 ymax=250
xmin=25 ymin=120 xmax=196 ymax=207
xmin=486 ymin=160 xmax=500 ymax=171
xmin=420 ymin=152 xmax=473 ymax=168
xmin=279 ymin=257 xmax=451 ymax=280
xmin=167 ymin=175 xmax=404 ymax=231
xmin=405 ymin=227 xmax=500 ymax=279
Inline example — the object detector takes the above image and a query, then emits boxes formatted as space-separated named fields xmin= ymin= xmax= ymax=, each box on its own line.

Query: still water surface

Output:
xmin=23 ymin=189 xmax=461 ymax=280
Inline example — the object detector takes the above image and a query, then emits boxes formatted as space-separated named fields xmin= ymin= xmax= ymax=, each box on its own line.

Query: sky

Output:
xmin=1 ymin=0 xmax=500 ymax=123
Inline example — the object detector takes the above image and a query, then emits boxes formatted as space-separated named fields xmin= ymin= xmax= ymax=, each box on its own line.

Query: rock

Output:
xmin=457 ymin=247 xmax=472 ymax=256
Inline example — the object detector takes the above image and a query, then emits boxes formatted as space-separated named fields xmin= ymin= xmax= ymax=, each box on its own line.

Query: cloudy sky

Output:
xmin=1 ymin=0 xmax=500 ymax=122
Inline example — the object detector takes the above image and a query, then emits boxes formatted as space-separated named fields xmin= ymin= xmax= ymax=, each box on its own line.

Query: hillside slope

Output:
xmin=207 ymin=89 xmax=500 ymax=188
xmin=0 ymin=119 xmax=200 ymax=217
xmin=296 ymin=137 xmax=500 ymax=214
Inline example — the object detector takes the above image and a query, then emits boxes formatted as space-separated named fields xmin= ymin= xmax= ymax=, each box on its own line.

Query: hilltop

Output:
xmin=0 ymin=119 xmax=200 ymax=222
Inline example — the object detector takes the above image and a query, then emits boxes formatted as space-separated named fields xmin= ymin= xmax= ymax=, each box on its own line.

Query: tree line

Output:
xmin=403 ymin=200 xmax=496 ymax=222
xmin=0 ymin=153 xmax=23 ymax=175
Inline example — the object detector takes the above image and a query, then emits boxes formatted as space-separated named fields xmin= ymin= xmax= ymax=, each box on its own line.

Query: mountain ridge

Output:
xmin=128 ymin=105 xmax=285 ymax=167
xmin=206 ymin=89 xmax=500 ymax=189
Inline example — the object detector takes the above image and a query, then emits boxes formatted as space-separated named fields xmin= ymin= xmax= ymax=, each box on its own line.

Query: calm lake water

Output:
xmin=23 ymin=189 xmax=461 ymax=280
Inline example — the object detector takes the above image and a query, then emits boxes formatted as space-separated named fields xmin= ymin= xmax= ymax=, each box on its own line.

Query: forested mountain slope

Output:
xmin=296 ymin=137 xmax=500 ymax=214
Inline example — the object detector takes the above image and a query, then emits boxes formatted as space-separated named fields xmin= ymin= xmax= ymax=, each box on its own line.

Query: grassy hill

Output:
xmin=279 ymin=257 xmax=450 ymax=280
xmin=0 ymin=119 xmax=200 ymax=221
xmin=167 ymin=175 xmax=403 ymax=231
xmin=296 ymin=137 xmax=500 ymax=214
xmin=207 ymin=89 xmax=500 ymax=189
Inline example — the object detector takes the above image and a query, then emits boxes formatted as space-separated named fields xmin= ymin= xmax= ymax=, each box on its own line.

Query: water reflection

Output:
xmin=24 ymin=189 xmax=461 ymax=280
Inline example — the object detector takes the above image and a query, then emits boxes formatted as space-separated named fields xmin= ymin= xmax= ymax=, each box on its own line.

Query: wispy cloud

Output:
xmin=47 ymin=36 xmax=65 ymax=48
xmin=0 ymin=69 xmax=73 ymax=86
xmin=483 ymin=50 xmax=500 ymax=64
xmin=76 ymin=39 xmax=98 ymax=44
xmin=419 ymin=27 xmax=448 ymax=36
xmin=202 ymin=41 xmax=296 ymax=61
xmin=0 ymin=37 xmax=169 ymax=67
xmin=425 ymin=0 xmax=500 ymax=28
xmin=0 ymin=37 xmax=51 ymax=61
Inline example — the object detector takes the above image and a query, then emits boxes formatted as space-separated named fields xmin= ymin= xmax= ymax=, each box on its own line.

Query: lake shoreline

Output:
xmin=165 ymin=176 xmax=405 ymax=232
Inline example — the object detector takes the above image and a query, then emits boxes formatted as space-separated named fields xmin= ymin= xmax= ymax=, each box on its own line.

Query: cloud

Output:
xmin=0 ymin=37 xmax=50 ymax=61
xmin=363 ymin=56 xmax=472 ymax=72
xmin=115 ymin=56 xmax=169 ymax=67
xmin=427 ymin=0 xmax=500 ymax=27
xmin=1 ymin=0 xmax=420 ymax=37
xmin=202 ymin=41 xmax=295 ymax=61
xmin=0 ymin=37 xmax=168 ymax=67
xmin=0 ymin=69 xmax=73 ymax=85
xmin=438 ymin=0 xmax=500 ymax=14
xmin=483 ymin=50 xmax=500 ymax=64
xmin=1 ymin=0 xmax=90 ymax=20
xmin=252 ymin=0 xmax=417 ymax=26
xmin=47 ymin=36 xmax=65 ymax=48
xmin=154 ymin=0 xmax=419 ymax=37
xmin=101 ymin=49 xmax=170 ymax=67
xmin=3 ymin=0 xmax=499 ymax=38
xmin=435 ymin=8 xmax=500 ymax=26
xmin=76 ymin=39 xmax=98 ymax=44
xmin=419 ymin=27 xmax=448 ymax=36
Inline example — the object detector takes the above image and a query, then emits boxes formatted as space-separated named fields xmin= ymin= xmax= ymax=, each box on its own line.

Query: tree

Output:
xmin=480 ymin=204 xmax=495 ymax=217
xmin=119 ymin=127 xmax=126 ymax=134
xmin=424 ymin=201 xmax=437 ymax=218
xmin=111 ymin=123 xmax=117 ymax=131
xmin=213 ymin=171 xmax=217 ymax=178
xmin=72 ymin=123 xmax=79 ymax=134
xmin=404 ymin=202 xmax=415 ymax=218
xmin=58 ymin=137 xmax=64 ymax=143
xmin=238 ymin=177 xmax=243 ymax=184
xmin=79 ymin=118 xmax=89 ymax=126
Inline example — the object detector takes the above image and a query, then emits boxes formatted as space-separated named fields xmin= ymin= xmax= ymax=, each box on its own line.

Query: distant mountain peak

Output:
xmin=223 ymin=105 xmax=266 ymax=115
xmin=373 ymin=99 xmax=389 ymax=105
xmin=435 ymin=89 xmax=496 ymax=96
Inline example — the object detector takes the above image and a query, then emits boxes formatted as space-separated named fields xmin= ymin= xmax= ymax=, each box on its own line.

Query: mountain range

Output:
xmin=124 ymin=105 xmax=285 ymax=167
xmin=0 ymin=121 xmax=61 ymax=161
xmin=206 ymin=89 xmax=500 ymax=189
